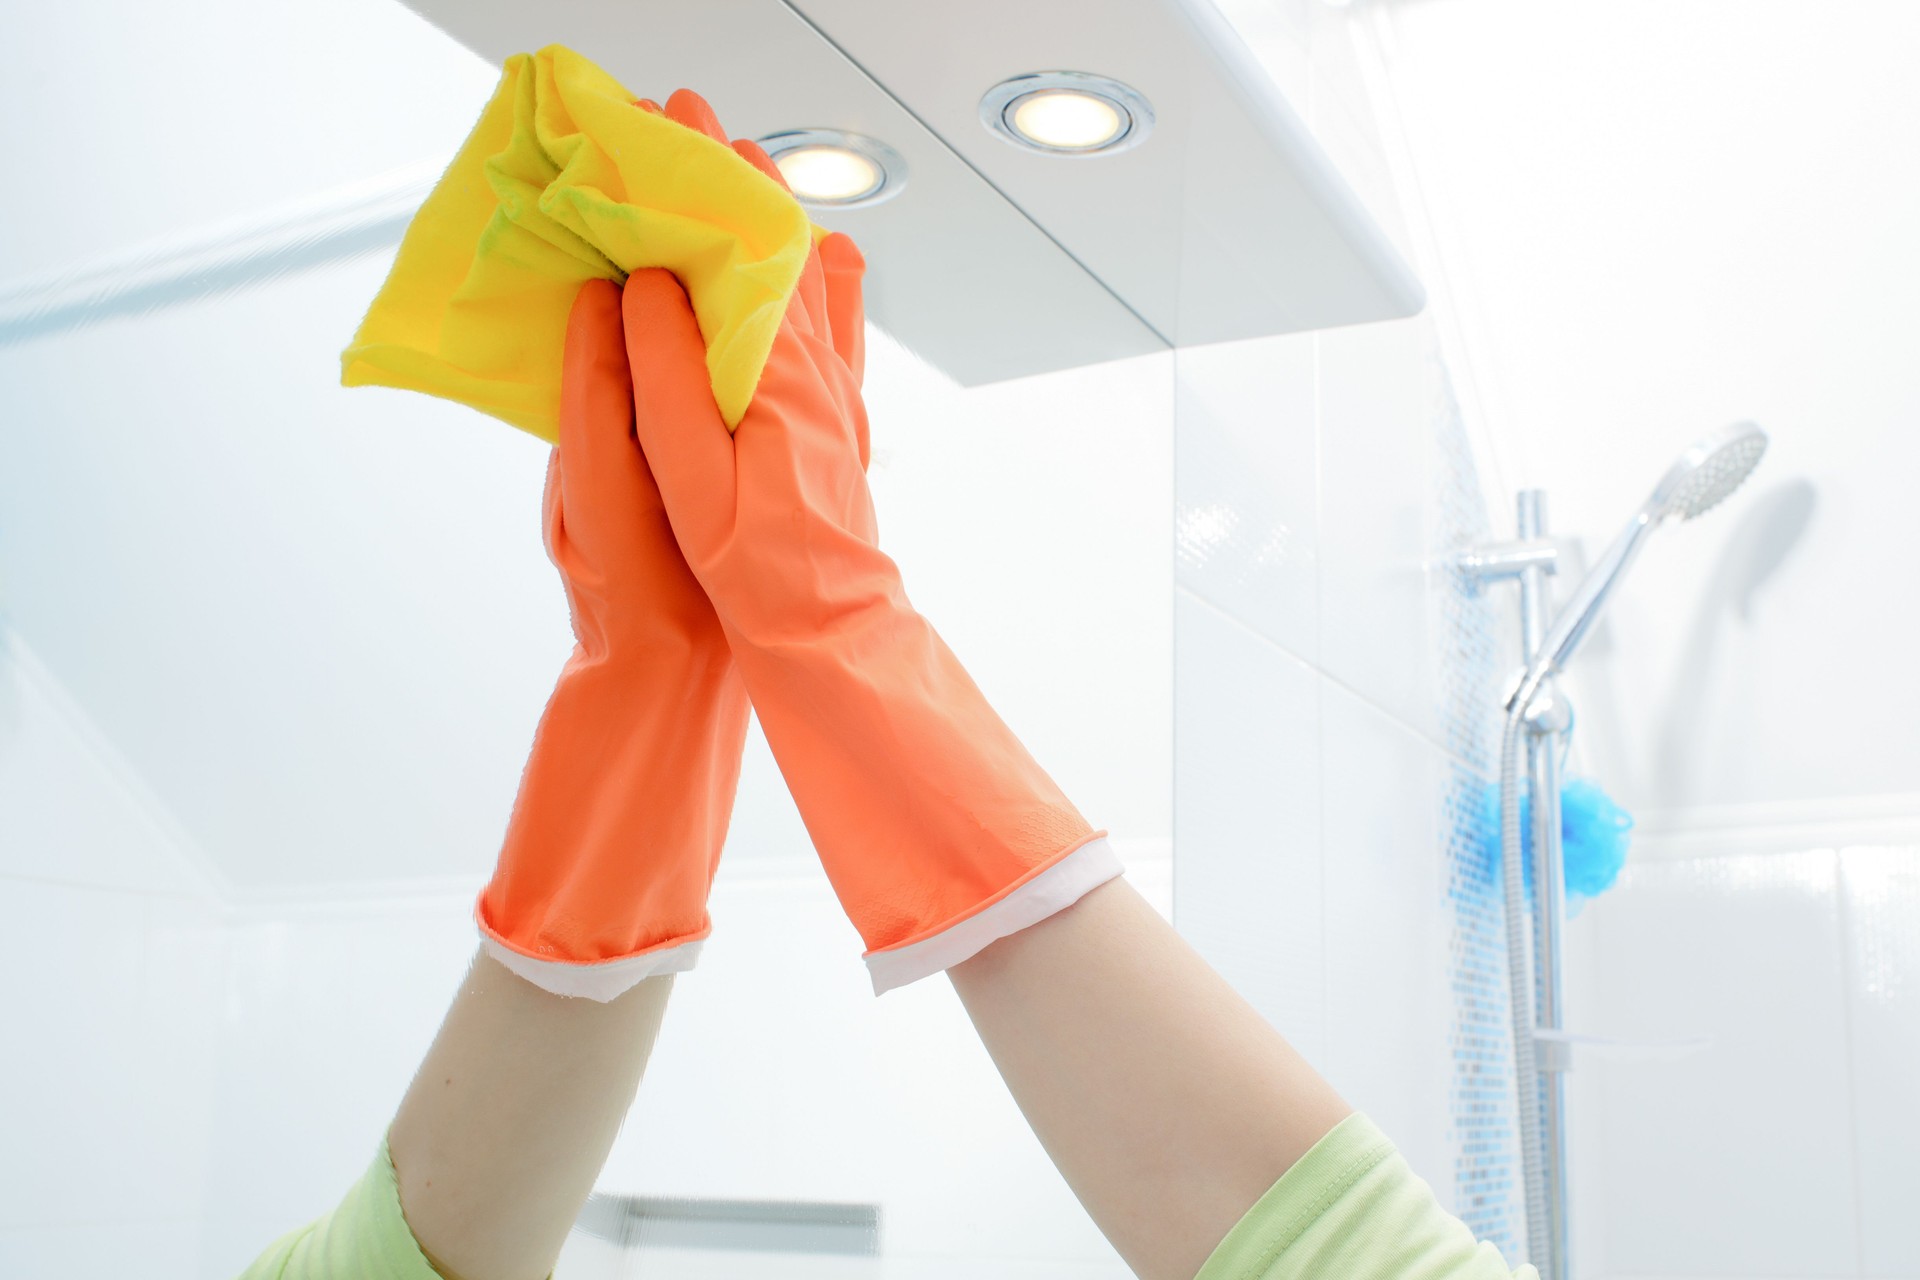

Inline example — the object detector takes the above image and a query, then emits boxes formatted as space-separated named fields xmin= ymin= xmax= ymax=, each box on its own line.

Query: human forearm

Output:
xmin=949 ymin=878 xmax=1351 ymax=1280
xmin=386 ymin=951 xmax=673 ymax=1280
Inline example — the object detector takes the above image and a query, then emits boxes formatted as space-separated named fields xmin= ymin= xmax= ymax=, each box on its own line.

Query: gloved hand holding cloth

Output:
xmin=619 ymin=122 xmax=1122 ymax=994
xmin=342 ymin=52 xmax=814 ymax=998
xmin=345 ymin=45 xmax=1118 ymax=995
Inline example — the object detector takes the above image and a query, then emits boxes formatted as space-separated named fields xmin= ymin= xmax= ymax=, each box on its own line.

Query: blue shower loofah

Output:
xmin=1559 ymin=778 xmax=1634 ymax=901
xmin=1478 ymin=776 xmax=1635 ymax=907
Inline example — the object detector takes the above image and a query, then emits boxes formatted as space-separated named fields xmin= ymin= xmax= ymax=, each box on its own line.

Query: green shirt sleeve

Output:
xmin=244 ymin=1115 xmax=1526 ymax=1280
xmin=1194 ymin=1113 xmax=1536 ymax=1280
xmin=236 ymin=1139 xmax=446 ymax=1280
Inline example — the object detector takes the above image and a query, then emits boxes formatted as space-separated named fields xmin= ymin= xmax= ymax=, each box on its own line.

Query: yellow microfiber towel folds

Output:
xmin=341 ymin=45 xmax=819 ymax=440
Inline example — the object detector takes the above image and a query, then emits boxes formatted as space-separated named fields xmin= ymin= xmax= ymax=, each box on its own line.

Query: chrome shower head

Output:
xmin=1506 ymin=421 xmax=1770 ymax=716
xmin=1647 ymin=420 xmax=1770 ymax=523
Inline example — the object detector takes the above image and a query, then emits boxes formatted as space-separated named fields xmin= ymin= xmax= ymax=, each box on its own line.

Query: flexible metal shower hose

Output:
xmin=1500 ymin=706 xmax=1553 ymax=1272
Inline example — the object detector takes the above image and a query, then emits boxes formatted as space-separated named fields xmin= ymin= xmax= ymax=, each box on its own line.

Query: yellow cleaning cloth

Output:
xmin=341 ymin=45 xmax=818 ymax=440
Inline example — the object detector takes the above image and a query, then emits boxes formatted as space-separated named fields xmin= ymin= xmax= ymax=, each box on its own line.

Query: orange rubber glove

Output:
xmin=476 ymin=273 xmax=750 ymax=1001
xmin=620 ymin=104 xmax=1120 ymax=994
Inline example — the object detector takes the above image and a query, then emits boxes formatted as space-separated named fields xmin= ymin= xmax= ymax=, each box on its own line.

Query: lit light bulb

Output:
xmin=775 ymin=146 xmax=882 ymax=203
xmin=980 ymin=74 xmax=1152 ymax=157
xmin=1009 ymin=90 xmax=1126 ymax=150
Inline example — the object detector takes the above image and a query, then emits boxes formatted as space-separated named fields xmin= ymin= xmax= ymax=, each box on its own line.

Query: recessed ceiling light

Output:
xmin=778 ymin=148 xmax=879 ymax=202
xmin=980 ymin=72 xmax=1154 ymax=157
xmin=1012 ymin=91 xmax=1125 ymax=150
xmin=756 ymin=130 xmax=908 ymax=208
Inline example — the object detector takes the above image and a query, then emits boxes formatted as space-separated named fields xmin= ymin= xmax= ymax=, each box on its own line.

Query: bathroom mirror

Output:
xmin=2 ymin=0 xmax=1198 ymax=1270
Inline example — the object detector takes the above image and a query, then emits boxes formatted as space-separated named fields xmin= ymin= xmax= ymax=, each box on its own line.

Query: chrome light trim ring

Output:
xmin=754 ymin=129 xmax=909 ymax=209
xmin=978 ymin=71 xmax=1156 ymax=157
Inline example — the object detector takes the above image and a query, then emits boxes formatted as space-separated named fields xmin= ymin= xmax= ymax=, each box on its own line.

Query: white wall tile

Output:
xmin=1306 ymin=15 xmax=1416 ymax=272
xmin=0 ymin=634 xmax=227 ymax=1275
xmin=0 ymin=881 xmax=208 ymax=1228
xmin=1318 ymin=679 xmax=1454 ymax=1195
xmin=1303 ymin=0 xmax=1380 ymax=131
xmin=1577 ymin=851 xmax=1857 ymax=1277
xmin=0 ymin=879 xmax=224 ymax=1280
xmin=1210 ymin=0 xmax=1313 ymax=110
xmin=133 ymin=895 xmax=227 ymax=1216
xmin=1172 ymin=590 xmax=1326 ymax=1058
xmin=1840 ymin=845 xmax=1920 ymax=1278
xmin=868 ymin=1260 xmax=1127 ymax=1280
xmin=1560 ymin=907 xmax=1613 ymax=1280
xmin=863 ymin=334 xmax=1175 ymax=851
xmin=0 ymin=1220 xmax=202 ymax=1280
xmin=1317 ymin=315 xmax=1443 ymax=747
xmin=606 ymin=861 xmax=888 ymax=1208
xmin=556 ymin=1237 xmax=888 ymax=1280
xmin=198 ymin=892 xmax=477 ymax=1276
xmin=1175 ymin=335 xmax=1319 ymax=663
xmin=606 ymin=860 xmax=1126 ymax=1272
xmin=1435 ymin=762 xmax=1526 ymax=1261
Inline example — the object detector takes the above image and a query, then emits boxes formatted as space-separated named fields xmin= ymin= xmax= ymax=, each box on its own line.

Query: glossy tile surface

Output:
xmin=0 ymin=881 xmax=223 ymax=1279
xmin=0 ymin=881 xmax=153 ymax=1231
xmin=1173 ymin=589 xmax=1326 ymax=1059
xmin=0 ymin=1221 xmax=203 ymax=1279
xmin=610 ymin=861 xmax=1127 ymax=1273
xmin=1578 ymin=851 xmax=1858 ymax=1277
xmin=1439 ymin=763 xmax=1523 ymax=1260
xmin=198 ymin=893 xmax=477 ymax=1275
xmin=1840 ymin=846 xmax=1920 ymax=1277
xmin=1316 ymin=315 xmax=1444 ymax=746
xmin=1319 ymin=679 xmax=1454 ymax=1195
xmin=1175 ymin=334 xmax=1319 ymax=662
xmin=864 ymin=333 xmax=1175 ymax=850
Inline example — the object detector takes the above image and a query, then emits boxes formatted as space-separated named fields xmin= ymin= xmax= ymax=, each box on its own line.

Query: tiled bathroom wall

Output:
xmin=1170 ymin=306 xmax=1523 ymax=1246
xmin=1356 ymin=0 xmax=1920 ymax=1271
xmin=1175 ymin=14 xmax=1920 ymax=1277
xmin=1563 ymin=835 xmax=1920 ymax=1279
xmin=1171 ymin=2 xmax=1526 ymax=1261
